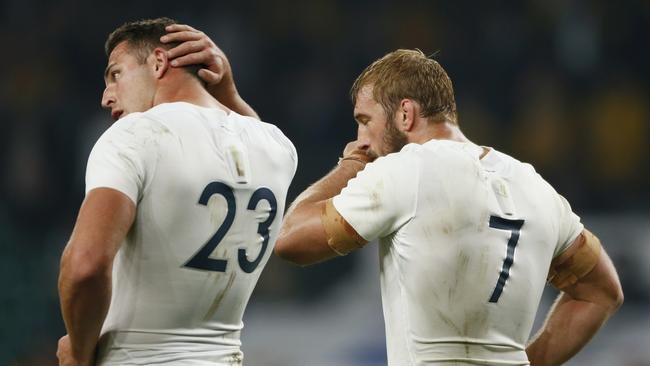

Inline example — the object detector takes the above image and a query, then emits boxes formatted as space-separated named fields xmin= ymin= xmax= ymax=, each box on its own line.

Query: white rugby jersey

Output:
xmin=85 ymin=102 xmax=297 ymax=365
xmin=333 ymin=140 xmax=582 ymax=366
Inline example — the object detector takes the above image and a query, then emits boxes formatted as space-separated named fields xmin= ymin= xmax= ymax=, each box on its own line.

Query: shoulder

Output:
xmin=351 ymin=147 xmax=421 ymax=191
xmin=368 ymin=147 xmax=416 ymax=172
xmin=103 ymin=112 xmax=167 ymax=137
xmin=489 ymin=148 xmax=570 ymax=213
xmin=421 ymin=140 xmax=482 ymax=162
xmin=238 ymin=112 xmax=292 ymax=142
xmin=396 ymin=140 xmax=481 ymax=179
xmin=92 ymin=114 xmax=142 ymax=147
xmin=333 ymin=146 xmax=420 ymax=240
xmin=91 ymin=113 xmax=169 ymax=161
xmin=235 ymin=112 xmax=297 ymax=163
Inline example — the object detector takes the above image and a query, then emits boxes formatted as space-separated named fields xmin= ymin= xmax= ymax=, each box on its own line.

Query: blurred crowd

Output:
xmin=1 ymin=0 xmax=648 ymax=364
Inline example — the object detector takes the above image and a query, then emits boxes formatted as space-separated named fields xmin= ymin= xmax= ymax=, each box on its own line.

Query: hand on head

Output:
xmin=161 ymin=24 xmax=235 ymax=94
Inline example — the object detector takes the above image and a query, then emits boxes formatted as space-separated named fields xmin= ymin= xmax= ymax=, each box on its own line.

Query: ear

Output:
xmin=151 ymin=48 xmax=169 ymax=79
xmin=398 ymin=99 xmax=416 ymax=132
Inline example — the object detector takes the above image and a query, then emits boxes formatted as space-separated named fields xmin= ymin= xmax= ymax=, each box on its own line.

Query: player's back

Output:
xmin=377 ymin=140 xmax=581 ymax=365
xmin=91 ymin=102 xmax=297 ymax=365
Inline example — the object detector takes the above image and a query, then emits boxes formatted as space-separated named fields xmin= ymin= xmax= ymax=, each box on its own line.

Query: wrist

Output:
xmin=336 ymin=158 xmax=367 ymax=178
xmin=338 ymin=149 xmax=373 ymax=166
xmin=337 ymin=156 xmax=367 ymax=166
xmin=72 ymin=348 xmax=96 ymax=363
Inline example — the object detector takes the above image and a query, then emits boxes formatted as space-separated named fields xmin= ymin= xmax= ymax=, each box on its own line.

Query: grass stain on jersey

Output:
xmin=204 ymin=270 xmax=237 ymax=320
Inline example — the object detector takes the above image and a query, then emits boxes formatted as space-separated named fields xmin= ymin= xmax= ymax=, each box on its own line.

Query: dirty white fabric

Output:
xmin=334 ymin=140 xmax=582 ymax=366
xmin=86 ymin=102 xmax=297 ymax=365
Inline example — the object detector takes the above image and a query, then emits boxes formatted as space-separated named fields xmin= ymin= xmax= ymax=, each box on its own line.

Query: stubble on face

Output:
xmin=379 ymin=114 xmax=408 ymax=156
xmin=354 ymin=84 xmax=408 ymax=159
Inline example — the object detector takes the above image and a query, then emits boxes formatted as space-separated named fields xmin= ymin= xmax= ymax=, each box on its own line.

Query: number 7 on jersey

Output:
xmin=488 ymin=216 xmax=524 ymax=303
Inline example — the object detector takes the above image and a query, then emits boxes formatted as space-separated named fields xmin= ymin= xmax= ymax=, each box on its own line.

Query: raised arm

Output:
xmin=526 ymin=229 xmax=624 ymax=365
xmin=275 ymin=141 xmax=371 ymax=265
xmin=57 ymin=188 xmax=135 ymax=366
xmin=161 ymin=23 xmax=259 ymax=119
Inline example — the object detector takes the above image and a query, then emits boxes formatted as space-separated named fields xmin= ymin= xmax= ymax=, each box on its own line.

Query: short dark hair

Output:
xmin=350 ymin=49 xmax=458 ymax=124
xmin=105 ymin=17 xmax=200 ymax=78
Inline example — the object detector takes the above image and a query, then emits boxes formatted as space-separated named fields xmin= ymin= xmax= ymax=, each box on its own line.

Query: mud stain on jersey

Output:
xmin=477 ymin=246 xmax=490 ymax=281
xmin=204 ymin=270 xmax=237 ymax=320
xmin=458 ymin=251 xmax=470 ymax=275
xmin=368 ymin=180 xmax=385 ymax=212
xmin=422 ymin=224 xmax=436 ymax=242
xmin=442 ymin=223 xmax=452 ymax=235
xmin=229 ymin=353 xmax=243 ymax=365
xmin=449 ymin=250 xmax=471 ymax=301
xmin=369 ymin=190 xmax=381 ymax=212
xmin=462 ymin=308 xmax=489 ymax=337
xmin=434 ymin=307 xmax=461 ymax=335
xmin=133 ymin=120 xmax=171 ymax=147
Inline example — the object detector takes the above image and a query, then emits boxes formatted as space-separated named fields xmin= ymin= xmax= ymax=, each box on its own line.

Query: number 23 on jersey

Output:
xmin=183 ymin=181 xmax=277 ymax=274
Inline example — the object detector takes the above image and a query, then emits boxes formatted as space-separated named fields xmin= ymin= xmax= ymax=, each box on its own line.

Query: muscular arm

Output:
xmin=275 ymin=160 xmax=366 ymax=265
xmin=58 ymin=188 xmax=136 ymax=364
xmin=275 ymin=142 xmax=371 ymax=265
xmin=526 ymin=230 xmax=624 ymax=366
xmin=162 ymin=24 xmax=259 ymax=119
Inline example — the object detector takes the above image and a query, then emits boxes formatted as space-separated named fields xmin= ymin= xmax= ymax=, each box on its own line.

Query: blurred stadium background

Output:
xmin=1 ymin=0 xmax=648 ymax=364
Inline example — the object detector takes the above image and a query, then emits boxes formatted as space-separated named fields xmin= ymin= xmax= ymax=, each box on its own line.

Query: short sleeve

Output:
xmin=268 ymin=123 xmax=298 ymax=175
xmin=333 ymin=152 xmax=418 ymax=242
xmin=85 ymin=116 xmax=154 ymax=204
xmin=553 ymin=193 xmax=585 ymax=257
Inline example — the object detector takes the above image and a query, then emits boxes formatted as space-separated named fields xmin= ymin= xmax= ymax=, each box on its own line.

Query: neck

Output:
xmin=152 ymin=71 xmax=229 ymax=113
xmin=408 ymin=120 xmax=471 ymax=145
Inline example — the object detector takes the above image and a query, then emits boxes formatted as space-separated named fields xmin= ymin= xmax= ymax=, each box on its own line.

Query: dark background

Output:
xmin=1 ymin=0 xmax=648 ymax=364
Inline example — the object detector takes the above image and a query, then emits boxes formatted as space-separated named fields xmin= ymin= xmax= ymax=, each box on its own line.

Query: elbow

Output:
xmin=274 ymin=237 xmax=312 ymax=267
xmin=274 ymin=208 xmax=331 ymax=266
xmin=598 ymin=277 xmax=624 ymax=314
xmin=59 ymin=241 xmax=112 ymax=288
xmin=610 ymin=282 xmax=624 ymax=312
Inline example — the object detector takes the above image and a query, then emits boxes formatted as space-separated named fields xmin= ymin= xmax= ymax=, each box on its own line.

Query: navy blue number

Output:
xmin=488 ymin=216 xmax=525 ymax=303
xmin=184 ymin=182 xmax=277 ymax=273
xmin=238 ymin=188 xmax=277 ymax=273
xmin=184 ymin=182 xmax=235 ymax=272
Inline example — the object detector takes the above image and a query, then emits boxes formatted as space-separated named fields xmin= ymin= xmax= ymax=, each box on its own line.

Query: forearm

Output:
xmin=526 ymin=293 xmax=614 ymax=366
xmin=208 ymin=83 xmax=259 ymax=120
xmin=59 ymin=250 xmax=112 ymax=363
xmin=287 ymin=160 xmax=364 ymax=214
xmin=276 ymin=160 xmax=365 ymax=265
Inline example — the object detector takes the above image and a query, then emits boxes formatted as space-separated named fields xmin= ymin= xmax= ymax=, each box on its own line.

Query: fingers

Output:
xmin=170 ymin=50 xmax=209 ymax=67
xmin=166 ymin=40 xmax=212 ymax=62
xmin=56 ymin=336 xmax=67 ymax=363
xmin=343 ymin=140 xmax=366 ymax=155
xmin=198 ymin=68 xmax=223 ymax=85
xmin=161 ymin=24 xmax=213 ymax=62
xmin=170 ymin=49 xmax=218 ymax=68
xmin=161 ymin=23 xmax=235 ymax=91
xmin=342 ymin=140 xmax=374 ymax=163
xmin=161 ymin=30 xmax=203 ymax=45
xmin=165 ymin=23 xmax=199 ymax=33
